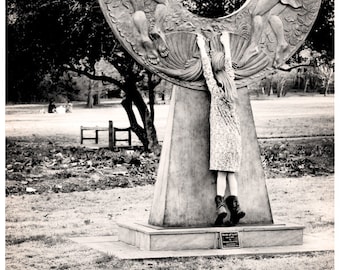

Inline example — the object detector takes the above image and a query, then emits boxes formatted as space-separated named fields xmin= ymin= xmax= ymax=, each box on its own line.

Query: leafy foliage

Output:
xmin=182 ymin=0 xmax=247 ymax=17
xmin=304 ymin=0 xmax=334 ymax=60
xmin=7 ymin=0 xmax=118 ymax=102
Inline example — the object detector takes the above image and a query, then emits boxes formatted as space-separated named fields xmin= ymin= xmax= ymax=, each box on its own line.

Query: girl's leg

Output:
xmin=215 ymin=171 xmax=228 ymax=226
xmin=217 ymin=171 xmax=227 ymax=196
xmin=227 ymin=172 xmax=238 ymax=196
xmin=225 ymin=172 xmax=245 ymax=225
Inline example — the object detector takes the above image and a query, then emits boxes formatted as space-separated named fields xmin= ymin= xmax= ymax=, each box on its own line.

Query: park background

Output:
xmin=5 ymin=0 xmax=335 ymax=269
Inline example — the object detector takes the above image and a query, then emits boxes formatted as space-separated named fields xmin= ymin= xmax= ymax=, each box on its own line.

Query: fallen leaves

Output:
xmin=6 ymin=139 xmax=160 ymax=196
xmin=5 ymin=137 xmax=334 ymax=196
xmin=261 ymin=138 xmax=334 ymax=178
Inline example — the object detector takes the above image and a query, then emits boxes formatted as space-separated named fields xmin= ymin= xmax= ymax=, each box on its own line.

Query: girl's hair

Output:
xmin=210 ymin=51 xmax=237 ymax=102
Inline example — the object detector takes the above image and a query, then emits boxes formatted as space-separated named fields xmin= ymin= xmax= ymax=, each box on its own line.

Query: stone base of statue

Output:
xmin=149 ymin=85 xmax=273 ymax=227
xmin=71 ymin=226 xmax=334 ymax=259
xmin=117 ymin=222 xmax=304 ymax=251
xmin=115 ymin=85 xmax=304 ymax=251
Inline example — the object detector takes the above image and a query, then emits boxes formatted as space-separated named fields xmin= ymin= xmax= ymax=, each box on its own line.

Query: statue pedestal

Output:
xmin=149 ymin=85 xmax=273 ymax=226
xmin=117 ymin=222 xmax=304 ymax=251
xmin=117 ymin=85 xmax=304 ymax=251
xmin=149 ymin=85 xmax=216 ymax=227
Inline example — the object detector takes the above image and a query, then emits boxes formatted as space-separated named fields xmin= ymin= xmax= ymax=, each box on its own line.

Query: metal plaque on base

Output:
xmin=219 ymin=232 xmax=240 ymax=249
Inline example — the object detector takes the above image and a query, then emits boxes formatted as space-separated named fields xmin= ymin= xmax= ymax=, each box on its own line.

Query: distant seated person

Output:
xmin=48 ymin=99 xmax=56 ymax=113
xmin=65 ymin=100 xmax=73 ymax=113
xmin=56 ymin=105 xmax=66 ymax=114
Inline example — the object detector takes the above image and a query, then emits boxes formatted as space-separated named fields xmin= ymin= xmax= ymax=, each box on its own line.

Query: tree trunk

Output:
xmin=110 ymin=55 xmax=160 ymax=153
xmin=277 ymin=80 xmax=286 ymax=98
xmin=304 ymin=78 xmax=309 ymax=93
xmin=122 ymin=82 xmax=160 ymax=152
xmin=324 ymin=69 xmax=333 ymax=96
xmin=93 ymin=93 xmax=100 ymax=105
xmin=87 ymin=90 xmax=94 ymax=108
xmin=149 ymin=86 xmax=155 ymax=122
xmin=132 ymin=86 xmax=160 ymax=153
xmin=146 ymin=86 xmax=161 ymax=153
xmin=121 ymin=94 xmax=148 ymax=149
xmin=324 ymin=80 xmax=329 ymax=96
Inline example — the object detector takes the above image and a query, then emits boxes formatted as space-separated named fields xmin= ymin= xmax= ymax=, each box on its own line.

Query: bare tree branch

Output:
xmin=278 ymin=63 xmax=312 ymax=72
xmin=63 ymin=64 xmax=124 ymax=89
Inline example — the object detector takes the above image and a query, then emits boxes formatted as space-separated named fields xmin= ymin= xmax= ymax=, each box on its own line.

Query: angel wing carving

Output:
xmin=98 ymin=0 xmax=321 ymax=90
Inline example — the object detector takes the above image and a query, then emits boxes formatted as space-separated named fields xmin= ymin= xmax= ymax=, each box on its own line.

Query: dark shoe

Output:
xmin=225 ymin=195 xmax=245 ymax=225
xmin=214 ymin=195 xmax=227 ymax=226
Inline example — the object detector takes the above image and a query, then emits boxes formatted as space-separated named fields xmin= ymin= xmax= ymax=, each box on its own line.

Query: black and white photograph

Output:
xmin=5 ymin=0 xmax=335 ymax=269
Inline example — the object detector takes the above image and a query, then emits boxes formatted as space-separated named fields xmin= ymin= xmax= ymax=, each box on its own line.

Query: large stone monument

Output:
xmin=99 ymin=0 xmax=321 ymax=250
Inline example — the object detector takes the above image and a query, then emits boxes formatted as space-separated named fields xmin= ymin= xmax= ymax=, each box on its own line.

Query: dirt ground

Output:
xmin=5 ymin=176 xmax=334 ymax=269
xmin=5 ymin=94 xmax=335 ymax=269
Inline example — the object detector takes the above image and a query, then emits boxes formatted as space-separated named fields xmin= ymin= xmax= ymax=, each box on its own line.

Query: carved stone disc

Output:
xmin=99 ymin=0 xmax=321 ymax=90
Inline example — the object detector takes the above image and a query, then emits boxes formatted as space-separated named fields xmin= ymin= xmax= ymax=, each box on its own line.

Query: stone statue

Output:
xmin=128 ymin=0 xmax=169 ymax=64
xmin=238 ymin=0 xmax=303 ymax=68
xmin=99 ymin=0 xmax=320 ymax=89
xmin=99 ymin=0 xmax=321 ymax=227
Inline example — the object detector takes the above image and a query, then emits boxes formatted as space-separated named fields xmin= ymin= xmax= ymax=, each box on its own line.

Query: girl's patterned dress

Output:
xmin=196 ymin=32 xmax=241 ymax=172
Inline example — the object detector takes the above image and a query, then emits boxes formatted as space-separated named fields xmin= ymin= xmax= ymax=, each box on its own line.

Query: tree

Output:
xmin=7 ymin=0 xmax=333 ymax=148
xmin=271 ymin=0 xmax=334 ymax=95
xmin=182 ymin=0 xmax=247 ymax=18
xmin=286 ymin=0 xmax=334 ymax=75
xmin=7 ymin=0 xmax=160 ymax=152
xmin=298 ymin=48 xmax=334 ymax=95
xmin=304 ymin=0 xmax=334 ymax=60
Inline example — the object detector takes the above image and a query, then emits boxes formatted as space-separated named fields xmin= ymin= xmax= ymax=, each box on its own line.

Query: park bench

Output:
xmin=80 ymin=125 xmax=109 ymax=144
xmin=80 ymin=121 xmax=132 ymax=149
xmin=113 ymin=127 xmax=132 ymax=147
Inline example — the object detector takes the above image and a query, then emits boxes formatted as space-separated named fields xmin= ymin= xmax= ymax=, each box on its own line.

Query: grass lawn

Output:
xmin=5 ymin=176 xmax=334 ymax=269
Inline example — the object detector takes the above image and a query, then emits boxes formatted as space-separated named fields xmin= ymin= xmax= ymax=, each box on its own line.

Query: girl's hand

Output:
xmin=196 ymin=33 xmax=206 ymax=49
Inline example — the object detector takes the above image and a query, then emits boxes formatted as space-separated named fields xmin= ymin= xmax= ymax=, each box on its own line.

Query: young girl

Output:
xmin=196 ymin=32 xmax=245 ymax=226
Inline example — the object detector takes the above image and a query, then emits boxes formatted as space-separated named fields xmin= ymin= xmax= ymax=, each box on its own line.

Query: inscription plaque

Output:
xmin=219 ymin=232 xmax=240 ymax=248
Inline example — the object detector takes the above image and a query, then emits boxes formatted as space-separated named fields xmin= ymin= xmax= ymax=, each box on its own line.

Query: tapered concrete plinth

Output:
xmin=117 ymin=222 xmax=304 ymax=251
xmin=149 ymin=85 xmax=273 ymax=227
xmin=70 ymin=230 xmax=334 ymax=259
